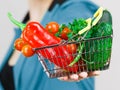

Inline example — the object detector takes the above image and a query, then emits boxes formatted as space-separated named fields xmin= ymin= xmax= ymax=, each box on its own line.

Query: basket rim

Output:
xmin=34 ymin=35 xmax=113 ymax=51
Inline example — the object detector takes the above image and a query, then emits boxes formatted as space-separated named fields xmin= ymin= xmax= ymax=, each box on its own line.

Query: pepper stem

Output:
xmin=7 ymin=12 xmax=26 ymax=31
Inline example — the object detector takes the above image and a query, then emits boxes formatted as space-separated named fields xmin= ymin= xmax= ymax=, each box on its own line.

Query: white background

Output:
xmin=0 ymin=0 xmax=120 ymax=90
xmin=0 ymin=0 xmax=28 ymax=64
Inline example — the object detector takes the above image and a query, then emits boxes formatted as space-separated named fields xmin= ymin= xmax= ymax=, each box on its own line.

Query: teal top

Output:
xmin=1 ymin=0 xmax=99 ymax=90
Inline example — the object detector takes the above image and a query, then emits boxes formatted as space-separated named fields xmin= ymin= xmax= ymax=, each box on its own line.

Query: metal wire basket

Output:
xmin=35 ymin=35 xmax=113 ymax=78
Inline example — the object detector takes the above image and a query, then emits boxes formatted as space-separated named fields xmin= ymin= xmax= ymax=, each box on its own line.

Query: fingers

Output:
xmin=58 ymin=75 xmax=79 ymax=82
xmin=69 ymin=72 xmax=88 ymax=81
xmin=70 ymin=74 xmax=79 ymax=81
xmin=58 ymin=71 xmax=101 ymax=82
xmin=79 ymin=72 xmax=88 ymax=78
xmin=88 ymin=70 xmax=101 ymax=77
xmin=58 ymin=76 xmax=68 ymax=81
xmin=58 ymin=72 xmax=88 ymax=82
xmin=56 ymin=65 xmax=101 ymax=81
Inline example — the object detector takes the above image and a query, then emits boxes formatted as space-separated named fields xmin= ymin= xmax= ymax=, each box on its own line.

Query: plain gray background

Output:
xmin=0 ymin=0 xmax=120 ymax=90
xmin=93 ymin=0 xmax=120 ymax=90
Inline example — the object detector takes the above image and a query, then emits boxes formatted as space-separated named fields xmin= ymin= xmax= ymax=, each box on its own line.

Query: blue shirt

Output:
xmin=1 ymin=0 xmax=98 ymax=90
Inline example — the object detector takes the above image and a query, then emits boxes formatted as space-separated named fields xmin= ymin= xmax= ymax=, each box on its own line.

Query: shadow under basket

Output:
xmin=35 ymin=35 xmax=113 ymax=78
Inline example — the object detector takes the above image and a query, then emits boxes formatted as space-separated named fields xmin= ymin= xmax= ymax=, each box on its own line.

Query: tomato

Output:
xmin=45 ymin=22 xmax=59 ymax=35
xmin=14 ymin=38 xmax=27 ymax=51
xmin=21 ymin=44 xmax=35 ymax=57
xmin=60 ymin=27 xmax=71 ymax=40
xmin=66 ymin=44 xmax=77 ymax=53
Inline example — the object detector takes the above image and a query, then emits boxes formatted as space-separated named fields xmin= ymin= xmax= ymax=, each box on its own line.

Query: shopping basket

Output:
xmin=35 ymin=35 xmax=113 ymax=78
xmin=34 ymin=7 xmax=113 ymax=78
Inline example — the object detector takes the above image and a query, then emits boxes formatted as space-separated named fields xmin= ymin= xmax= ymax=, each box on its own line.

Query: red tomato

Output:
xmin=60 ymin=27 xmax=71 ymax=40
xmin=21 ymin=44 xmax=35 ymax=57
xmin=45 ymin=22 xmax=59 ymax=35
xmin=14 ymin=38 xmax=27 ymax=51
xmin=66 ymin=44 xmax=77 ymax=53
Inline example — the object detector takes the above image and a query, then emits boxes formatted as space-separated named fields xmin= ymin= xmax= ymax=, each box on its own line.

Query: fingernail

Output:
xmin=63 ymin=76 xmax=68 ymax=80
xmin=70 ymin=74 xmax=79 ymax=80
xmin=58 ymin=77 xmax=64 ymax=80
xmin=79 ymin=72 xmax=88 ymax=78
xmin=93 ymin=71 xmax=101 ymax=76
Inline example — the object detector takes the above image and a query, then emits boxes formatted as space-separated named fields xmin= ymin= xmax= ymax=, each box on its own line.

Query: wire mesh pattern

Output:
xmin=35 ymin=35 xmax=113 ymax=78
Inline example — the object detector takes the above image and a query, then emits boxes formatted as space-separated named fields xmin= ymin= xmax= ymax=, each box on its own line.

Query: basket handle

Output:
xmin=78 ymin=7 xmax=104 ymax=35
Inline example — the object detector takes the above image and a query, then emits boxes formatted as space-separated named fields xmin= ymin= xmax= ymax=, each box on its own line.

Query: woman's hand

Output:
xmin=58 ymin=71 xmax=100 ymax=82
xmin=55 ymin=65 xmax=100 ymax=82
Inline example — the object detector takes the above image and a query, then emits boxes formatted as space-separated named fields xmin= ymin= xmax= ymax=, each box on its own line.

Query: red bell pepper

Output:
xmin=8 ymin=13 xmax=78 ymax=72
